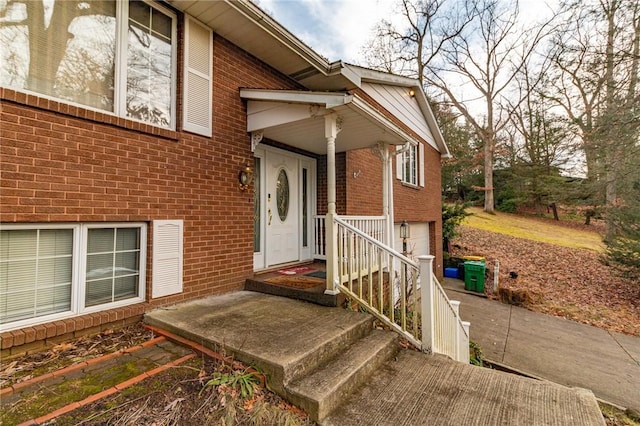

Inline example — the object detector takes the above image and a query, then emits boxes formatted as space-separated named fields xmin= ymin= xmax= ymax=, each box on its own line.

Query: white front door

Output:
xmin=265 ymin=150 xmax=299 ymax=266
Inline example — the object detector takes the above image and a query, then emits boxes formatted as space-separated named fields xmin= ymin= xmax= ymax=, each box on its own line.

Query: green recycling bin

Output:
xmin=464 ymin=260 xmax=486 ymax=292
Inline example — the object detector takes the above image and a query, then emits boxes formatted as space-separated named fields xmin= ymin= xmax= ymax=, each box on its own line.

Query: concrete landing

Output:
xmin=145 ymin=291 xmax=375 ymax=395
xmin=145 ymin=291 xmax=604 ymax=425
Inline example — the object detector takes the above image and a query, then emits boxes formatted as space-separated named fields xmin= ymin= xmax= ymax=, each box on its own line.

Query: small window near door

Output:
xmin=302 ymin=168 xmax=308 ymax=248
xmin=254 ymin=157 xmax=261 ymax=252
xmin=276 ymin=168 xmax=290 ymax=221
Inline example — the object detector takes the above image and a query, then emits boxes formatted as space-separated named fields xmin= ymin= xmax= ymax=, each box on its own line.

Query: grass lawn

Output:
xmin=463 ymin=207 xmax=604 ymax=252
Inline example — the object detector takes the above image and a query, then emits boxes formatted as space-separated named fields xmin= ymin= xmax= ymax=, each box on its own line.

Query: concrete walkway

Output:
xmin=146 ymin=291 xmax=605 ymax=425
xmin=443 ymin=279 xmax=640 ymax=411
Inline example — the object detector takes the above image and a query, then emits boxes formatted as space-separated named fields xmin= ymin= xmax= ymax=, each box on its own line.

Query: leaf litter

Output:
xmin=451 ymin=225 xmax=640 ymax=336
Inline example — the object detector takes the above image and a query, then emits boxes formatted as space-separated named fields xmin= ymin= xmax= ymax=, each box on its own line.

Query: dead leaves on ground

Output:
xmin=0 ymin=323 xmax=153 ymax=388
xmin=451 ymin=225 xmax=640 ymax=336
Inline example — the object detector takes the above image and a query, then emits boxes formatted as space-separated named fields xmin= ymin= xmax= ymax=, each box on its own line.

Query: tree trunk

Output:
xmin=550 ymin=202 xmax=559 ymax=221
xmin=483 ymin=140 xmax=494 ymax=213
xmin=25 ymin=1 xmax=79 ymax=95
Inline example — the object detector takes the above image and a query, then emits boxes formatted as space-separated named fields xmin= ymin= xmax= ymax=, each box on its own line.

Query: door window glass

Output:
xmin=276 ymin=168 xmax=289 ymax=221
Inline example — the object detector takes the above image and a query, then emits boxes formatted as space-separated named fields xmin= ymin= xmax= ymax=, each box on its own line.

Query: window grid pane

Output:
xmin=403 ymin=146 xmax=418 ymax=185
xmin=0 ymin=1 xmax=116 ymax=111
xmin=0 ymin=229 xmax=73 ymax=324
xmin=85 ymin=227 xmax=140 ymax=307
xmin=0 ymin=1 xmax=174 ymax=128
xmin=126 ymin=1 xmax=173 ymax=127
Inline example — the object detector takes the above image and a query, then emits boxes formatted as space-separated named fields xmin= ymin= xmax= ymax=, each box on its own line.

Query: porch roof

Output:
xmin=240 ymin=89 xmax=418 ymax=155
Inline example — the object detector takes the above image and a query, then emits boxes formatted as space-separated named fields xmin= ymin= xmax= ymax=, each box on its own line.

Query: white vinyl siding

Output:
xmin=361 ymin=82 xmax=437 ymax=150
xmin=0 ymin=223 xmax=146 ymax=331
xmin=183 ymin=16 xmax=213 ymax=136
xmin=152 ymin=220 xmax=183 ymax=298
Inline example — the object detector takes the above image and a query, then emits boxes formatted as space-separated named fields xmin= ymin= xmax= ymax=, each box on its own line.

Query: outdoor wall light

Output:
xmin=409 ymin=89 xmax=416 ymax=97
xmin=400 ymin=220 xmax=410 ymax=255
xmin=400 ymin=220 xmax=410 ymax=240
xmin=239 ymin=165 xmax=254 ymax=191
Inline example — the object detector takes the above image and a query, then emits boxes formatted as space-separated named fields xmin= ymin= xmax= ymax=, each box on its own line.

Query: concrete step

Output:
xmin=144 ymin=291 xmax=374 ymax=395
xmin=322 ymin=348 xmax=605 ymax=426
xmin=286 ymin=329 xmax=398 ymax=422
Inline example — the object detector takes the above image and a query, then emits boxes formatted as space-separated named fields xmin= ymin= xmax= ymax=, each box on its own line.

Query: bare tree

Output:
xmin=0 ymin=0 xmax=172 ymax=126
xmin=428 ymin=0 xmax=555 ymax=213
xmin=363 ymin=0 xmax=552 ymax=213
xmin=546 ymin=0 xmax=640 ymax=239
xmin=0 ymin=1 xmax=115 ymax=95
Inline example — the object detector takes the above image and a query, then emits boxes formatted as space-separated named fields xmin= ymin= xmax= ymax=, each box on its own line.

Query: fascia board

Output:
xmin=240 ymin=89 xmax=353 ymax=108
xmin=228 ymin=0 xmax=330 ymax=74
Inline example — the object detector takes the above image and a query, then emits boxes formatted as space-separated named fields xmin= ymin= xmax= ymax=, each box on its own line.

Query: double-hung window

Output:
xmin=402 ymin=144 xmax=418 ymax=186
xmin=396 ymin=142 xmax=425 ymax=187
xmin=0 ymin=0 xmax=177 ymax=129
xmin=0 ymin=223 xmax=146 ymax=331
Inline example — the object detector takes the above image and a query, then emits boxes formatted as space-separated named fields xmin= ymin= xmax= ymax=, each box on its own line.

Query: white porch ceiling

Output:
xmin=241 ymin=89 xmax=415 ymax=155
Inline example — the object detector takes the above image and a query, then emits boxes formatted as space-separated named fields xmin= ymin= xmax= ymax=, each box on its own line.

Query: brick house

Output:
xmin=0 ymin=0 xmax=449 ymax=356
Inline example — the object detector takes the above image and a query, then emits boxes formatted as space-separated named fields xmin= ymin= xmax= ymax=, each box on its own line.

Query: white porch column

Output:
xmin=325 ymin=114 xmax=340 ymax=295
xmin=373 ymin=142 xmax=393 ymax=247
xmin=386 ymin=148 xmax=395 ymax=248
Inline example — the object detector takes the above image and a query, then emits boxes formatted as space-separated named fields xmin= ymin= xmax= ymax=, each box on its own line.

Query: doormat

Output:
xmin=264 ymin=275 xmax=324 ymax=289
xmin=305 ymin=270 xmax=326 ymax=279
xmin=277 ymin=265 xmax=315 ymax=275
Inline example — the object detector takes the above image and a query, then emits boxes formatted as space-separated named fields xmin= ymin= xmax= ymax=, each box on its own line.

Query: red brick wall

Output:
xmin=0 ymin=34 xmax=301 ymax=354
xmin=393 ymin=143 xmax=444 ymax=275
xmin=345 ymin=149 xmax=384 ymax=215
xmin=393 ymin=144 xmax=442 ymax=223
xmin=315 ymin=144 xmax=444 ymax=276
xmin=316 ymin=152 xmax=347 ymax=215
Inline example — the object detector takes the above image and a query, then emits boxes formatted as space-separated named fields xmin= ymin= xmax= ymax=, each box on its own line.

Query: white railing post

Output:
xmin=462 ymin=321 xmax=471 ymax=363
xmin=418 ymin=255 xmax=435 ymax=353
xmin=450 ymin=300 xmax=461 ymax=362
xmin=450 ymin=300 xmax=460 ymax=316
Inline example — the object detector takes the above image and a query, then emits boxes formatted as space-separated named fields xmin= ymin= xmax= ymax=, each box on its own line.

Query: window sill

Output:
xmin=0 ymin=87 xmax=180 ymax=141
xmin=401 ymin=181 xmax=420 ymax=190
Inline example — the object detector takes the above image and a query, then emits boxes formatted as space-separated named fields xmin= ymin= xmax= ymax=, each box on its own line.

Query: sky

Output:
xmin=256 ymin=0 xmax=557 ymax=65
xmin=256 ymin=0 xmax=400 ymax=63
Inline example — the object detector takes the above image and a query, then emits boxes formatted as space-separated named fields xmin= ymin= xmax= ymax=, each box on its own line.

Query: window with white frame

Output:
xmin=0 ymin=223 xmax=146 ymax=330
xmin=396 ymin=142 xmax=425 ymax=187
xmin=0 ymin=0 xmax=176 ymax=129
xmin=402 ymin=144 xmax=418 ymax=186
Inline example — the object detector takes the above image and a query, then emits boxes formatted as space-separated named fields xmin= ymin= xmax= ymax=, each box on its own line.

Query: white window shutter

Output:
xmin=183 ymin=16 xmax=212 ymax=137
xmin=152 ymin=220 xmax=183 ymax=298
xmin=419 ymin=143 xmax=425 ymax=187
xmin=396 ymin=145 xmax=403 ymax=180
